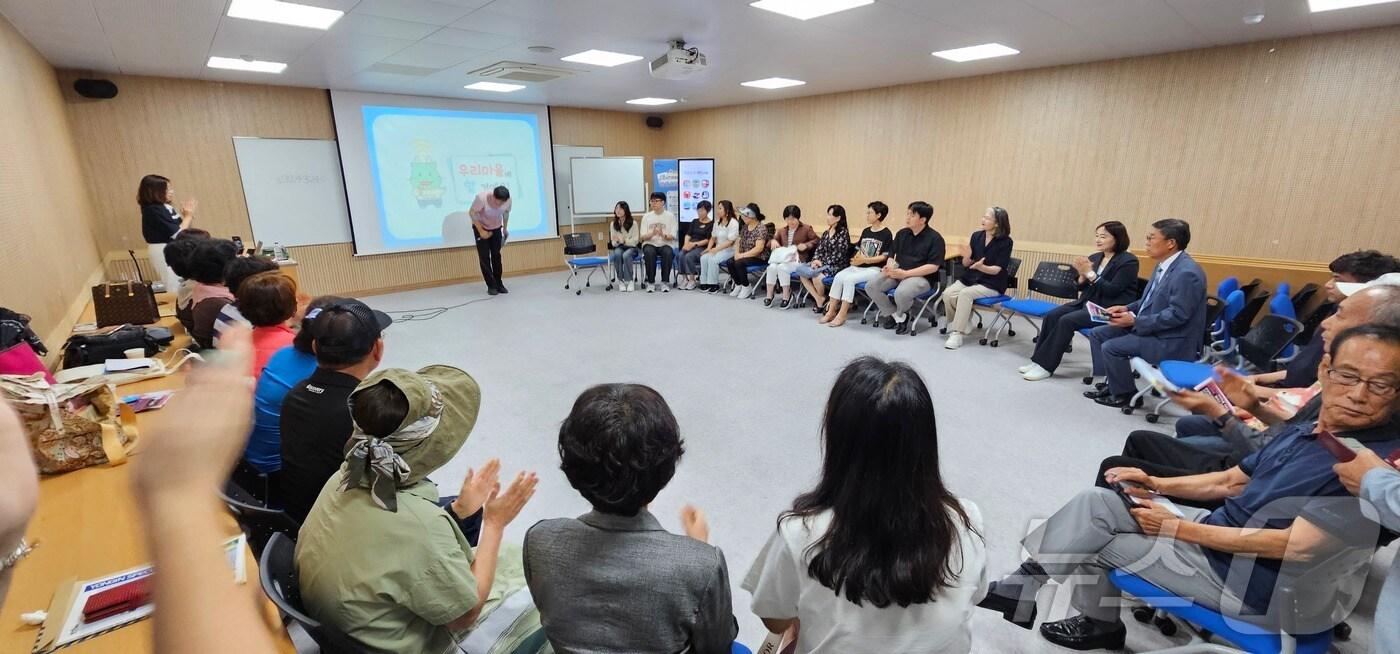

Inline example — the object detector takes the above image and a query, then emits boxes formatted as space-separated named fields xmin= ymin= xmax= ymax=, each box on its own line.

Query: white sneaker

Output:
xmin=619 ymin=282 xmax=629 ymax=293
xmin=627 ymin=281 xmax=635 ymax=292
xmin=729 ymin=286 xmax=741 ymax=297
xmin=662 ymin=283 xmax=670 ymax=293
xmin=1023 ymin=364 xmax=1052 ymax=381
xmin=647 ymin=283 xmax=655 ymax=293
xmin=1018 ymin=363 xmax=1033 ymax=374
xmin=737 ymin=286 xmax=753 ymax=300
xmin=944 ymin=333 xmax=963 ymax=350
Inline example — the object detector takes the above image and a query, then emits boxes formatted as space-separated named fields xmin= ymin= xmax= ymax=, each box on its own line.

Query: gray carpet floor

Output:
xmin=364 ymin=270 xmax=1385 ymax=653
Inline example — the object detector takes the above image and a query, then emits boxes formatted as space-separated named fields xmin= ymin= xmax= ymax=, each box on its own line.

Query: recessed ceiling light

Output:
xmin=741 ymin=77 xmax=806 ymax=89
xmin=749 ymin=0 xmax=873 ymax=20
xmin=1308 ymin=0 xmax=1399 ymax=11
xmin=560 ymin=49 xmax=644 ymax=67
xmin=465 ymin=81 xmax=526 ymax=92
xmin=226 ymin=0 xmax=343 ymax=30
xmin=931 ymin=43 xmax=1020 ymax=63
xmin=207 ymin=56 xmax=287 ymax=74
xmin=626 ymin=97 xmax=678 ymax=106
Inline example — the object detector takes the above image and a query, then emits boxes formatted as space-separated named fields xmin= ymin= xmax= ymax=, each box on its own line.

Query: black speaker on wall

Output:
xmin=645 ymin=115 xmax=664 ymax=129
xmin=73 ymin=78 xmax=119 ymax=99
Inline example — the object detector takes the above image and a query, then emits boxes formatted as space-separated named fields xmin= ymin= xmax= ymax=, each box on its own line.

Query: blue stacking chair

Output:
xmin=1268 ymin=284 xmax=1298 ymax=359
xmin=562 ymin=233 xmax=610 ymax=295
xmin=1207 ymin=290 xmax=1248 ymax=363
xmin=991 ymin=261 xmax=1081 ymax=347
xmin=1107 ymin=541 xmax=1372 ymax=654
xmin=968 ymin=257 xmax=1024 ymax=346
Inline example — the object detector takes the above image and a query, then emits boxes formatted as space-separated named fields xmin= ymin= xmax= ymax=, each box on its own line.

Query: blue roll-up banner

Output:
xmin=652 ymin=159 xmax=679 ymax=218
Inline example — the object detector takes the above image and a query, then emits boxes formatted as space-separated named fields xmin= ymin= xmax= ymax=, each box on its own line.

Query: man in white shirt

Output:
xmin=469 ymin=186 xmax=512 ymax=295
xmin=639 ymin=192 xmax=678 ymax=292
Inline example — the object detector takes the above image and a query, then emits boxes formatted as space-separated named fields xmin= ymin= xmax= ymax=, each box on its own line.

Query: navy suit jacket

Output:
xmin=1128 ymin=251 xmax=1208 ymax=360
xmin=1072 ymin=251 xmax=1140 ymax=308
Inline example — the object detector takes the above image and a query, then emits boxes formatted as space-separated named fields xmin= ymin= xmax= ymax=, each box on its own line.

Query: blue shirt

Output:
xmin=243 ymin=346 xmax=317 ymax=473
xmin=1201 ymin=418 xmax=1400 ymax=613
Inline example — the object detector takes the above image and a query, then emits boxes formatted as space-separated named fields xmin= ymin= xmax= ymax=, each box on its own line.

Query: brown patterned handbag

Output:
xmin=91 ymin=251 xmax=161 ymax=327
xmin=0 ymin=373 xmax=138 ymax=474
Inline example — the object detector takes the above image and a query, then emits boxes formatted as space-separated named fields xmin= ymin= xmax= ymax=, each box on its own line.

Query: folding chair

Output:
xmin=990 ymin=261 xmax=1080 ymax=346
xmin=970 ymin=257 xmax=1024 ymax=346
xmin=1289 ymin=283 xmax=1318 ymax=317
xmin=221 ymin=479 xmax=300 ymax=559
xmin=260 ymin=533 xmax=367 ymax=653
xmin=561 ymin=233 xmax=609 ymax=295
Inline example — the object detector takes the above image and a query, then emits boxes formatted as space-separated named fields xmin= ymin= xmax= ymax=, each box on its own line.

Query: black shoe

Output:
xmin=780 ymin=297 xmax=792 ymax=309
xmin=977 ymin=582 xmax=1038 ymax=630
xmin=707 ymin=285 xmax=720 ymax=294
xmin=880 ymin=316 xmax=897 ymax=330
xmin=1039 ymin=615 xmax=1126 ymax=651
xmin=488 ymin=287 xmax=499 ymax=296
xmin=1094 ymin=393 xmax=1133 ymax=408
xmin=1083 ymin=387 xmax=1111 ymax=400
xmin=812 ymin=301 xmax=827 ymax=314
xmin=895 ymin=318 xmax=912 ymax=335
xmin=763 ymin=298 xmax=775 ymax=307
xmin=1095 ymin=382 xmax=1109 ymax=392
xmin=496 ymin=284 xmax=508 ymax=294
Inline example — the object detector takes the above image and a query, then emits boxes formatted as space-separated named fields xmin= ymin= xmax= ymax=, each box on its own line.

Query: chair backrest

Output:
xmin=562 ymin=232 xmax=596 ymax=256
xmin=1216 ymin=276 xmax=1240 ymax=300
xmin=221 ymin=480 xmax=301 ymax=558
xmin=260 ymin=533 xmax=368 ymax=654
xmin=1025 ymin=261 xmax=1079 ymax=300
xmin=1239 ymin=278 xmax=1264 ymax=302
xmin=1269 ymin=289 xmax=1297 ymax=320
xmin=1202 ymin=296 xmax=1225 ymax=328
xmin=1215 ymin=290 xmax=1247 ymax=349
xmin=1003 ymin=257 xmax=1022 ymax=292
xmin=1230 ymin=291 xmax=1271 ymax=338
xmin=1297 ymin=301 xmax=1335 ymax=344
xmin=1237 ymin=314 xmax=1304 ymax=370
xmin=1290 ymin=282 xmax=1319 ymax=315
xmin=1134 ymin=276 xmax=1149 ymax=299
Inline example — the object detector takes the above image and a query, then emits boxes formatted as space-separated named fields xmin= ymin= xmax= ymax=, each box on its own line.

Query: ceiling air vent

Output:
xmin=467 ymin=61 xmax=579 ymax=84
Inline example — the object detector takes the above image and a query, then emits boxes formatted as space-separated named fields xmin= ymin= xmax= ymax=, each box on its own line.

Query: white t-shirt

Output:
xmin=639 ymin=210 xmax=677 ymax=248
xmin=711 ymin=219 xmax=739 ymax=248
xmin=746 ymin=499 xmax=988 ymax=654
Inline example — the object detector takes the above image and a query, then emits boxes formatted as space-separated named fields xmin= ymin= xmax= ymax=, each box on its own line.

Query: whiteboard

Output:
xmin=552 ymin=145 xmax=604 ymax=226
xmin=232 ymin=137 xmax=353 ymax=247
xmin=570 ymin=157 xmax=645 ymax=217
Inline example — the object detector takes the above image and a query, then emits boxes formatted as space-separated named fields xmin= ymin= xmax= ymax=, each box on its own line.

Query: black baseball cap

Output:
xmin=307 ymin=299 xmax=392 ymax=362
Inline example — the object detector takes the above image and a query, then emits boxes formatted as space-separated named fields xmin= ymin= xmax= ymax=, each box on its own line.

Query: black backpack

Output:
xmin=61 ymin=325 xmax=155 ymax=369
xmin=0 ymin=307 xmax=46 ymax=356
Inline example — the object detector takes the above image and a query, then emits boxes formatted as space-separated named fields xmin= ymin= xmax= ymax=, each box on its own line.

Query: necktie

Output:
xmin=1140 ymin=266 xmax=1164 ymax=308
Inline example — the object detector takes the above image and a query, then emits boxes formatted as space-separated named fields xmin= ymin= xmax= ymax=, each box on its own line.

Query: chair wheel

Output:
xmin=1121 ymin=406 xmax=1134 ymax=415
xmin=1132 ymin=607 xmax=1155 ymax=623
xmin=860 ymin=319 xmax=868 ymax=325
xmin=1153 ymin=616 xmax=1177 ymax=637
xmin=910 ymin=329 xmax=918 ymax=336
xmin=575 ymin=290 xmax=582 ymax=296
xmin=1146 ymin=413 xmax=1160 ymax=423
xmin=1082 ymin=376 xmax=1095 ymax=385
xmin=585 ymin=281 xmax=591 ymax=287
xmin=1008 ymin=329 xmax=1017 ymax=336
xmin=978 ymin=338 xmax=988 ymax=346
xmin=1133 ymin=397 xmax=1145 ymax=408
xmin=940 ymin=327 xmax=948 ymax=334
xmin=1333 ymin=622 xmax=1351 ymax=641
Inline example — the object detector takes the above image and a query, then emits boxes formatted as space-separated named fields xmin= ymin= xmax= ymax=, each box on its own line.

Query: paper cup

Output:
xmin=124 ymin=348 xmax=145 ymax=359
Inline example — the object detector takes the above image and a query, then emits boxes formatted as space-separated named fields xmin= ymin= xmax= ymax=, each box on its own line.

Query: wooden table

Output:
xmin=0 ymin=308 xmax=293 ymax=653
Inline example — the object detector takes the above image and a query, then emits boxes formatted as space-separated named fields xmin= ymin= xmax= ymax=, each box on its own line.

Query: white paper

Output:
xmin=104 ymin=358 xmax=155 ymax=373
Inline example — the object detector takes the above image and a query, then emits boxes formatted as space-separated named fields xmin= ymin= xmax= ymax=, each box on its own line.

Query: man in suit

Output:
xmin=1085 ymin=219 xmax=1207 ymax=407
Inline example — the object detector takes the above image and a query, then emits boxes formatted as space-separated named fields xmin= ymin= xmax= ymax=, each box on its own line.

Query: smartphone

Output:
xmin=1317 ymin=431 xmax=1366 ymax=462
xmin=1111 ymin=480 xmax=1146 ymax=512
xmin=232 ymin=236 xmax=243 ymax=252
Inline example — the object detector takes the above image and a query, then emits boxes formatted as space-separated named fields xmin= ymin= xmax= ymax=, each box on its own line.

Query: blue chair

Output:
xmin=972 ymin=257 xmax=1025 ymax=346
xmin=992 ymin=261 xmax=1081 ymax=347
xmin=562 ymin=233 xmax=609 ymax=295
xmin=1217 ymin=277 xmax=1240 ymax=304
xmin=1207 ymin=290 xmax=1248 ymax=364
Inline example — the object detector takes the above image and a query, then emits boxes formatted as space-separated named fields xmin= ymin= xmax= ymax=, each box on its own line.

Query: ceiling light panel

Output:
xmin=931 ymin=43 xmax=1020 ymax=62
xmin=749 ymin=0 xmax=874 ymax=20
xmin=626 ymin=97 xmax=678 ymax=106
xmin=226 ymin=0 xmax=344 ymax=30
xmin=560 ymin=49 xmax=644 ymax=67
xmin=741 ymin=77 xmax=806 ymax=89
xmin=207 ymin=56 xmax=288 ymax=73
xmin=1308 ymin=0 xmax=1400 ymax=11
xmin=465 ymin=81 xmax=526 ymax=92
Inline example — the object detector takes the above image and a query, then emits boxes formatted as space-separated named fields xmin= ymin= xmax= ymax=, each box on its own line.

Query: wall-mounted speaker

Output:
xmin=73 ymin=78 xmax=119 ymax=99
xmin=645 ymin=115 xmax=664 ymax=129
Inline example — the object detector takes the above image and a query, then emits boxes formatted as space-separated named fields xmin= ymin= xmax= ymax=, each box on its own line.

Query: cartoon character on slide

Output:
xmin=409 ymin=140 xmax=446 ymax=208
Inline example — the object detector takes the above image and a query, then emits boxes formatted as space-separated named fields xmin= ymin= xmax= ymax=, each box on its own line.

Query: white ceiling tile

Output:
xmin=290 ymin=32 xmax=417 ymax=83
xmin=422 ymin=27 xmax=517 ymax=50
xmin=93 ymin=0 xmax=223 ymax=77
xmin=1028 ymin=0 xmax=1209 ymax=52
xmin=352 ymin=0 xmax=475 ymax=26
xmin=1163 ymin=0 xmax=1317 ymax=45
xmin=24 ymin=35 xmax=119 ymax=72
xmin=336 ymin=13 xmax=440 ymax=40
xmin=381 ymin=41 xmax=485 ymax=68
xmin=209 ymin=15 xmax=328 ymax=65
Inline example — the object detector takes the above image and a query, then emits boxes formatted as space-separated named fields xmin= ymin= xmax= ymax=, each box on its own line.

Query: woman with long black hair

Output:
xmin=745 ymin=356 xmax=988 ymax=653
xmin=606 ymin=201 xmax=641 ymax=292
xmin=137 ymin=174 xmax=197 ymax=293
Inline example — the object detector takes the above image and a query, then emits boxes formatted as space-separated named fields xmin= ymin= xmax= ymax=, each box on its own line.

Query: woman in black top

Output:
xmin=822 ymin=201 xmax=893 ymax=327
xmin=677 ymin=201 xmax=715 ymax=290
xmin=941 ymin=207 xmax=1014 ymax=349
xmin=799 ymin=205 xmax=853 ymax=314
xmin=137 ymin=174 xmax=197 ymax=293
xmin=1022 ymin=221 xmax=1140 ymax=380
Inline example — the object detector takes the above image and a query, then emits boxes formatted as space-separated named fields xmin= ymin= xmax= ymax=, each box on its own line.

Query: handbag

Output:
xmin=61 ymin=325 xmax=153 ymax=369
xmin=0 ymin=373 xmax=139 ymax=474
xmin=768 ymin=246 xmax=798 ymax=265
xmin=91 ymin=251 xmax=161 ymax=327
xmin=0 ymin=341 xmax=54 ymax=383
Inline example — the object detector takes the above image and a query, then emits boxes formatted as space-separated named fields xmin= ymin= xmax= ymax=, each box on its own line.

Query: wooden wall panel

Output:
xmin=56 ymin=75 xmax=660 ymax=296
xmin=658 ymin=27 xmax=1400 ymax=264
xmin=0 ymin=15 xmax=104 ymax=350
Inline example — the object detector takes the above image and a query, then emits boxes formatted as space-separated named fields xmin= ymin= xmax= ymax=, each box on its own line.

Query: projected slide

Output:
xmin=331 ymin=91 xmax=557 ymax=256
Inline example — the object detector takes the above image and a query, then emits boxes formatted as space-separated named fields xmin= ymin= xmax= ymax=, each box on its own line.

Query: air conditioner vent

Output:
xmin=467 ymin=61 xmax=578 ymax=84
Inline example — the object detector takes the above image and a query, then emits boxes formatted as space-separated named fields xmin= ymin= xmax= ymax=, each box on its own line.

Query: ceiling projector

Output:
xmin=650 ymin=40 xmax=707 ymax=80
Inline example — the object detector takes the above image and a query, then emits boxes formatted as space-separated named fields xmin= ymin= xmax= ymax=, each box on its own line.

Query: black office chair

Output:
xmin=1229 ymin=291 xmax=1271 ymax=337
xmin=1290 ymin=282 xmax=1319 ymax=316
xmin=221 ymin=479 xmax=300 ymax=559
xmin=1297 ymin=301 xmax=1335 ymax=345
xmin=1238 ymin=277 xmax=1264 ymax=302
xmin=1235 ymin=314 xmax=1306 ymax=372
xmin=260 ymin=533 xmax=366 ymax=654
xmin=561 ymin=232 xmax=609 ymax=295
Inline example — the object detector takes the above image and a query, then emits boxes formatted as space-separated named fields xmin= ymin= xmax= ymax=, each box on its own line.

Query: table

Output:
xmin=0 ymin=308 xmax=294 ymax=653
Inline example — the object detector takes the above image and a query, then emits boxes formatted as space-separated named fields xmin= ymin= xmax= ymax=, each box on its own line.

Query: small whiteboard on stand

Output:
xmin=552 ymin=145 xmax=604 ymax=227
xmin=232 ymin=137 xmax=353 ymax=247
xmin=569 ymin=157 xmax=646 ymax=230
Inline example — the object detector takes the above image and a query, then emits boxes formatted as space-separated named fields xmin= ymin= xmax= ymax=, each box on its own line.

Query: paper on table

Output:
xmin=103 ymin=359 xmax=154 ymax=373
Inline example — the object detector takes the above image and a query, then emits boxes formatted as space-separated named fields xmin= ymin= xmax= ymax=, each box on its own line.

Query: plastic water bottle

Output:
xmin=273 ymin=242 xmax=286 ymax=260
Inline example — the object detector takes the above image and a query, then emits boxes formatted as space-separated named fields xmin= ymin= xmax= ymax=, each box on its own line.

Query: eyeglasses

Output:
xmin=1325 ymin=367 xmax=1400 ymax=398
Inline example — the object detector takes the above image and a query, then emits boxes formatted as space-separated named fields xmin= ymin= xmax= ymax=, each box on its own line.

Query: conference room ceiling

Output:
xmin=5 ymin=0 xmax=1400 ymax=112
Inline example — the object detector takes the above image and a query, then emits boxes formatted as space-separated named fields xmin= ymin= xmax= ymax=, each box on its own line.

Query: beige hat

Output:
xmin=1337 ymin=272 xmax=1400 ymax=297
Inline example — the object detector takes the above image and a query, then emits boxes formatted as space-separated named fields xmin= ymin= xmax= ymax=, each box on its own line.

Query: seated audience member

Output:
xmin=1021 ymin=221 xmax=1139 ymax=380
xmin=745 ymin=356 xmax=987 ymax=653
xmin=1084 ymin=219 xmax=1207 ymax=407
xmin=763 ymin=205 xmax=819 ymax=307
xmin=161 ymin=228 xmax=210 ymax=333
xmin=606 ymin=201 xmax=641 ymax=292
xmin=640 ymin=191 xmax=678 ymax=292
xmin=187 ymin=238 xmax=241 ymax=349
xmin=677 ymin=200 xmax=715 ymax=290
xmin=726 ymin=203 xmax=772 ymax=299
xmin=943 ymin=207 xmax=1014 ymax=349
xmin=822 ymin=202 xmax=893 ymax=327
xmin=242 ymin=296 xmax=342 ymax=475
xmin=237 ymin=271 xmax=298 ymax=378
xmin=524 ymin=384 xmax=738 ymax=653
xmin=297 ymin=365 xmax=540 ymax=652
xmin=866 ymin=201 xmax=946 ymax=335
xmin=1334 ymin=429 xmax=1400 ymax=654
xmin=212 ymin=255 xmax=280 ymax=347
xmin=1171 ymin=279 xmax=1400 ymax=442
xmin=700 ymin=200 xmax=740 ymax=293
xmin=799 ymin=205 xmax=852 ymax=315
xmin=980 ymin=324 xmax=1400 ymax=650
xmin=279 ymin=299 xmax=391 ymax=523
xmin=0 ymin=402 xmax=39 ymax=611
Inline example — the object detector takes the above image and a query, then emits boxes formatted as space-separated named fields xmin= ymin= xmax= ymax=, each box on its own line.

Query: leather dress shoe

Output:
xmin=1039 ymin=615 xmax=1126 ymax=650
xmin=895 ymin=319 xmax=912 ymax=335
xmin=1094 ymin=382 xmax=1109 ymax=392
xmin=496 ymin=284 xmax=509 ymax=294
xmin=487 ymin=287 xmax=499 ymax=296
xmin=976 ymin=582 xmax=1037 ymax=629
xmin=1083 ymin=387 xmax=1111 ymax=400
xmin=880 ymin=316 xmax=897 ymax=330
xmin=1094 ymin=393 xmax=1133 ymax=408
